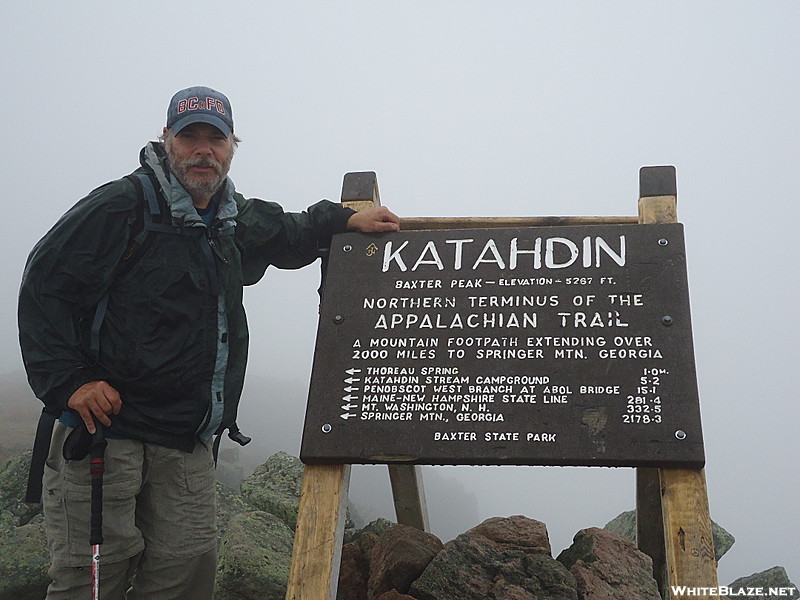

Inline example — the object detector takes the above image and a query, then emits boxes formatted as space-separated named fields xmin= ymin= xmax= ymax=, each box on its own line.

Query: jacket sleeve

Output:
xmin=18 ymin=178 xmax=139 ymax=411
xmin=234 ymin=196 xmax=355 ymax=285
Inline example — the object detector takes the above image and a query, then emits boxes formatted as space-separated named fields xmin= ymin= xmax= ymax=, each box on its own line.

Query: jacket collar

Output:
xmin=140 ymin=142 xmax=238 ymax=227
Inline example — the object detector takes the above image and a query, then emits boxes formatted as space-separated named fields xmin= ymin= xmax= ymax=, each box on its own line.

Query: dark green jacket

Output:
xmin=18 ymin=142 xmax=353 ymax=451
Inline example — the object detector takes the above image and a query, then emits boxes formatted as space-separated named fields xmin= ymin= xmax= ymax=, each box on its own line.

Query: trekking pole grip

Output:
xmin=89 ymin=422 xmax=107 ymax=546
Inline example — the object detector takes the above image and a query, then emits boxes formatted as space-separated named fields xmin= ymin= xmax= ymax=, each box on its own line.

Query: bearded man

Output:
xmin=18 ymin=86 xmax=399 ymax=599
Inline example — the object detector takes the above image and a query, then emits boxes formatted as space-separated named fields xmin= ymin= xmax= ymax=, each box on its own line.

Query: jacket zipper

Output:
xmin=206 ymin=229 xmax=229 ymax=264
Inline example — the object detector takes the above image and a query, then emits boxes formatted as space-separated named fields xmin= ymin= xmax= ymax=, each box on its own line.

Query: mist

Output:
xmin=2 ymin=1 xmax=798 ymax=586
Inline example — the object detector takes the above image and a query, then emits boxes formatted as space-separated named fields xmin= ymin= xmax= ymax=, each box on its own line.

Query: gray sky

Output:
xmin=2 ymin=1 xmax=798 ymax=586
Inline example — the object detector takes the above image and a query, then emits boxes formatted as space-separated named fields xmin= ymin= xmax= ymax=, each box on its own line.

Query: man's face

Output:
xmin=163 ymin=122 xmax=234 ymax=203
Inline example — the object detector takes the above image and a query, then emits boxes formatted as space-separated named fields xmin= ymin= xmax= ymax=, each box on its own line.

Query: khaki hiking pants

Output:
xmin=42 ymin=422 xmax=218 ymax=600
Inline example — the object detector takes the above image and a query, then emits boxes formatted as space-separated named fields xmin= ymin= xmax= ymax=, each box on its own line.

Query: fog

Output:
xmin=2 ymin=1 xmax=798 ymax=585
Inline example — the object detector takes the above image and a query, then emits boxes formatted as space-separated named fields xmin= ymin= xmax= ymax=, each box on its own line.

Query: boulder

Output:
xmin=346 ymin=517 xmax=396 ymax=544
xmin=724 ymin=566 xmax=797 ymax=598
xmin=712 ymin=526 xmax=736 ymax=561
xmin=355 ymin=530 xmax=381 ymax=558
xmin=239 ymin=451 xmax=355 ymax=533
xmin=0 ymin=451 xmax=42 ymax=529
xmin=239 ymin=451 xmax=304 ymax=531
xmin=0 ymin=515 xmax=50 ymax=600
xmin=337 ymin=540 xmax=370 ymax=600
xmin=367 ymin=525 xmax=443 ymax=599
xmin=0 ymin=452 xmax=50 ymax=600
xmin=214 ymin=510 xmax=295 ymax=600
xmin=409 ymin=515 xmax=577 ymax=600
xmin=603 ymin=509 xmax=734 ymax=561
xmin=601 ymin=509 xmax=636 ymax=540
xmin=470 ymin=515 xmax=553 ymax=555
xmin=375 ymin=592 xmax=418 ymax=600
xmin=216 ymin=481 xmax=253 ymax=547
xmin=557 ymin=527 xmax=660 ymax=600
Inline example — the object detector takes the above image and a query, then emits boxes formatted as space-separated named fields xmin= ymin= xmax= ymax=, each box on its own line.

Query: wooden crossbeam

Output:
xmin=401 ymin=215 xmax=638 ymax=230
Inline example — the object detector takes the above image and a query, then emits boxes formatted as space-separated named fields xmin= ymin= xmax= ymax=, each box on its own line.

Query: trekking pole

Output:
xmin=89 ymin=421 xmax=107 ymax=600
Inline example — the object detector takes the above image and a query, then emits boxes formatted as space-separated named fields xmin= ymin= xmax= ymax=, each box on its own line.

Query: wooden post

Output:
xmin=636 ymin=166 xmax=718 ymax=599
xmin=660 ymin=469 xmax=718 ymax=595
xmin=340 ymin=171 xmax=430 ymax=533
xmin=286 ymin=172 xmax=430 ymax=600
xmin=637 ymin=468 xmax=668 ymax=597
xmin=285 ymin=464 xmax=350 ymax=600
xmin=388 ymin=462 xmax=430 ymax=532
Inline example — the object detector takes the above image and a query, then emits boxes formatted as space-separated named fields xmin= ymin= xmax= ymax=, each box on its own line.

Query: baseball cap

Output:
xmin=166 ymin=86 xmax=234 ymax=136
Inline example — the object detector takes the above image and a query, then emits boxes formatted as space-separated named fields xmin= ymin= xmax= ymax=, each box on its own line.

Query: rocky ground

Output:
xmin=1 ymin=449 xmax=796 ymax=600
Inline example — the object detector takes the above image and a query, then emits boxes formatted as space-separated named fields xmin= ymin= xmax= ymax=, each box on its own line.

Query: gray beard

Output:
xmin=169 ymin=157 xmax=229 ymax=200
xmin=162 ymin=139 xmax=230 ymax=202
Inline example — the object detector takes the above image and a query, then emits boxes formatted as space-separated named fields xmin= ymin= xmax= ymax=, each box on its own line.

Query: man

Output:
xmin=18 ymin=86 xmax=400 ymax=599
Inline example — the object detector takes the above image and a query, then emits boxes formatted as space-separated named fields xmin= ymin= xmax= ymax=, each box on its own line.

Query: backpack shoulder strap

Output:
xmin=25 ymin=408 xmax=58 ymax=503
xmin=88 ymin=173 xmax=164 ymax=363
xmin=121 ymin=173 xmax=175 ymax=264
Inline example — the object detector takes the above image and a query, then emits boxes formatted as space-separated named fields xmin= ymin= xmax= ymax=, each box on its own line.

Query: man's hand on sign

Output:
xmin=346 ymin=206 xmax=401 ymax=233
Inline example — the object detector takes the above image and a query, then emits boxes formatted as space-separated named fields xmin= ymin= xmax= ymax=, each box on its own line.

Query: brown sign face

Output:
xmin=301 ymin=223 xmax=704 ymax=468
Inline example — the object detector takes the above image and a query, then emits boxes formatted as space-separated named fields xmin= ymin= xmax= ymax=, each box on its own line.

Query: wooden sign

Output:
xmin=301 ymin=223 xmax=704 ymax=468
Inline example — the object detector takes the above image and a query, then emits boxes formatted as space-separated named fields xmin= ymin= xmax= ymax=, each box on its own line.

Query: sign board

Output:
xmin=301 ymin=223 xmax=704 ymax=468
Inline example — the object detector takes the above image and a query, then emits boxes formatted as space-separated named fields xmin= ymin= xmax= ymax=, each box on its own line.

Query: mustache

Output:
xmin=182 ymin=157 xmax=223 ymax=172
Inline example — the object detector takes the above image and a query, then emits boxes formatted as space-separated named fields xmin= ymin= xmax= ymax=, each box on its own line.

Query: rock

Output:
xmin=557 ymin=527 xmax=660 ymax=600
xmin=409 ymin=515 xmax=577 ymax=600
xmin=0 ymin=515 xmax=50 ymax=600
xmin=724 ymin=566 xmax=797 ymax=598
xmin=214 ymin=510 xmax=295 ymax=600
xmin=367 ymin=525 xmax=444 ymax=598
xmin=239 ymin=451 xmax=305 ymax=531
xmin=712 ymin=526 xmax=736 ymax=560
xmin=375 ymin=591 xmax=418 ymax=600
xmin=353 ymin=531 xmax=378 ymax=556
xmin=470 ymin=515 xmax=553 ymax=555
xmin=356 ymin=531 xmax=381 ymax=558
xmin=604 ymin=509 xmax=735 ymax=561
xmin=239 ymin=451 xmax=354 ymax=533
xmin=601 ymin=510 xmax=636 ymax=540
xmin=337 ymin=541 xmax=370 ymax=600
xmin=216 ymin=481 xmax=252 ymax=547
xmin=338 ymin=529 xmax=387 ymax=600
xmin=338 ymin=521 xmax=428 ymax=600
xmin=346 ymin=517 xmax=396 ymax=544
xmin=0 ymin=451 xmax=42 ymax=529
xmin=0 ymin=453 xmax=50 ymax=599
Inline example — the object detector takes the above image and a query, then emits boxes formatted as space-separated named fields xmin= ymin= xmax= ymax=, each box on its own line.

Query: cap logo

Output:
xmin=167 ymin=87 xmax=233 ymax=134
xmin=177 ymin=97 xmax=226 ymax=115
